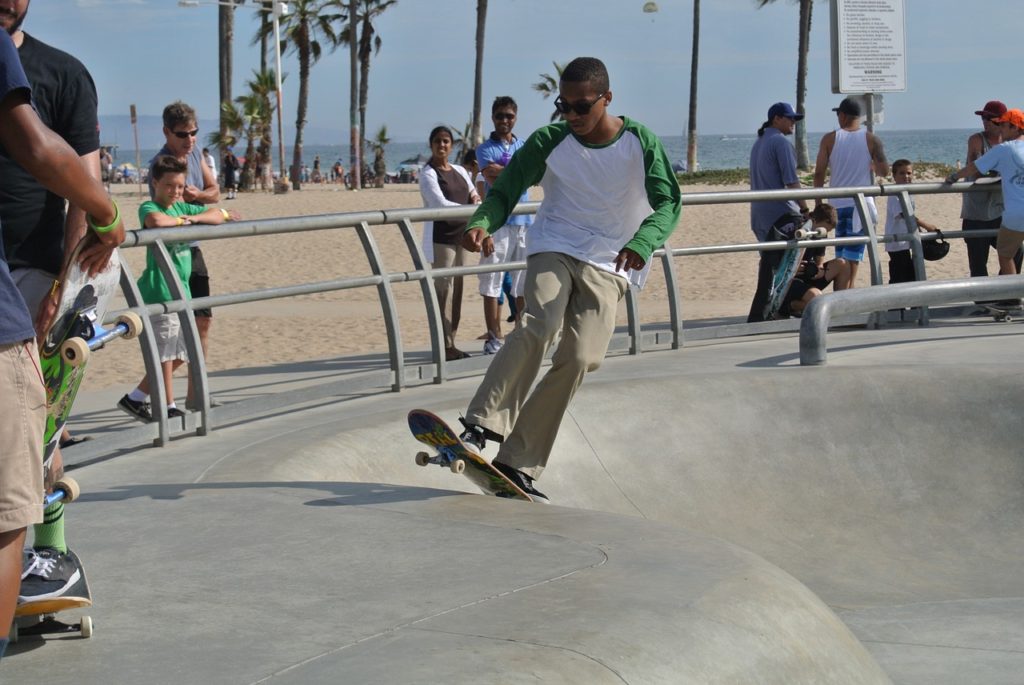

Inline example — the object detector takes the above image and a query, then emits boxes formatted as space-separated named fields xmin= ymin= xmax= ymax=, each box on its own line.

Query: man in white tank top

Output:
xmin=813 ymin=97 xmax=889 ymax=288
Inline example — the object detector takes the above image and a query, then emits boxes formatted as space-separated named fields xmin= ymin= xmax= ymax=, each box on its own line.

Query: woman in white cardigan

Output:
xmin=418 ymin=126 xmax=480 ymax=360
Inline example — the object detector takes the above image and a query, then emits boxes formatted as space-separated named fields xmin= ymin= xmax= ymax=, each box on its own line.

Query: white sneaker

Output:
xmin=483 ymin=334 xmax=503 ymax=355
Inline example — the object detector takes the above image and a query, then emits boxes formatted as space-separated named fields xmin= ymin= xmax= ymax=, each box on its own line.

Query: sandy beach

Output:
xmin=85 ymin=177 xmax=983 ymax=392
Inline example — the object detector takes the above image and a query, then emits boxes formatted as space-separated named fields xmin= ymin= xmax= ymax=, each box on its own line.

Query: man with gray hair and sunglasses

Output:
xmin=119 ymin=102 xmax=221 ymax=421
xmin=457 ymin=56 xmax=681 ymax=502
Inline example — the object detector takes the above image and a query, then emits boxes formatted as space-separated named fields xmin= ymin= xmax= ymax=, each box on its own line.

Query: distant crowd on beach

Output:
xmin=746 ymin=95 xmax=1024 ymax=322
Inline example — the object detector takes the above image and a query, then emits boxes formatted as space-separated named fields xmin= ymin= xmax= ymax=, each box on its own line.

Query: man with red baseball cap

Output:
xmin=958 ymin=100 xmax=1020 ymax=281
xmin=949 ymin=108 xmax=1024 ymax=279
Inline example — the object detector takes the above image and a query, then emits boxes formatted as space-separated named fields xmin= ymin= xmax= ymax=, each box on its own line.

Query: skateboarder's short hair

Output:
xmin=491 ymin=96 xmax=517 ymax=114
xmin=560 ymin=57 xmax=609 ymax=94
xmin=891 ymin=159 xmax=912 ymax=174
xmin=810 ymin=203 xmax=837 ymax=226
xmin=151 ymin=155 xmax=188 ymax=181
xmin=162 ymin=101 xmax=197 ymax=130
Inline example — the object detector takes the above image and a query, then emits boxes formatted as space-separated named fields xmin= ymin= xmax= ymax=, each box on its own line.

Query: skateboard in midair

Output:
xmin=408 ymin=409 xmax=532 ymax=502
xmin=39 ymin=233 xmax=143 ymax=473
xmin=11 ymin=478 xmax=93 ymax=643
xmin=763 ymin=222 xmax=827 ymax=321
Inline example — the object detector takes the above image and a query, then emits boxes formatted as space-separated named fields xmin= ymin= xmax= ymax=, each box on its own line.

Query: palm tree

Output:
xmin=471 ymin=0 xmax=487 ymax=147
xmin=757 ymin=0 xmax=814 ymax=169
xmin=236 ymin=69 xmax=278 ymax=191
xmin=347 ymin=0 xmax=360 ymax=190
xmin=208 ymin=101 xmax=245 ymax=153
xmin=218 ymin=1 xmax=238 ymax=142
xmin=532 ymin=61 xmax=566 ymax=122
xmin=257 ymin=0 xmax=344 ymax=189
xmin=448 ymin=117 xmax=472 ymax=161
xmin=686 ymin=0 xmax=700 ymax=173
xmin=369 ymin=124 xmax=390 ymax=187
xmin=337 ymin=0 xmax=397 ymax=183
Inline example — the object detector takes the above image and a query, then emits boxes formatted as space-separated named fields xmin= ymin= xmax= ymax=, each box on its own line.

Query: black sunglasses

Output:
xmin=493 ymin=112 xmax=516 ymax=121
xmin=172 ymin=128 xmax=199 ymax=139
xmin=553 ymin=93 xmax=605 ymax=116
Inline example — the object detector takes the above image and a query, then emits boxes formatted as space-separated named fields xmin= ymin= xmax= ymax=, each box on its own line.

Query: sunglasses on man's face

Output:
xmin=172 ymin=129 xmax=199 ymax=139
xmin=553 ymin=93 xmax=605 ymax=116
xmin=493 ymin=112 xmax=515 ymax=121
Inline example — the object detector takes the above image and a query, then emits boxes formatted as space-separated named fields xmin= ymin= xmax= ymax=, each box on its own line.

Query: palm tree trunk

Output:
xmin=292 ymin=25 xmax=311 ymax=191
xmin=686 ymin=0 xmax=699 ymax=173
xmin=795 ymin=0 xmax=813 ymax=169
xmin=218 ymin=2 xmax=235 ymax=143
xmin=358 ymin=17 xmax=371 ymax=181
xmin=260 ymin=1 xmax=270 ymax=74
xmin=348 ymin=0 xmax=361 ymax=189
xmin=472 ymin=0 xmax=488 ymax=147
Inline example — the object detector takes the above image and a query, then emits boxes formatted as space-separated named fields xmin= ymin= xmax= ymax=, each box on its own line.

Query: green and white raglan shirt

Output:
xmin=465 ymin=116 xmax=682 ymax=287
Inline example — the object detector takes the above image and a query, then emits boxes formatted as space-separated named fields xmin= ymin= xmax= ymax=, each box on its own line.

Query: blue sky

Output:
xmin=20 ymin=0 xmax=1024 ymax=143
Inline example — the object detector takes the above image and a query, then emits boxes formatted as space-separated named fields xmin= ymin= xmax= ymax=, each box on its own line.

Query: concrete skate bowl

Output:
xmin=203 ymin=362 xmax=1024 ymax=683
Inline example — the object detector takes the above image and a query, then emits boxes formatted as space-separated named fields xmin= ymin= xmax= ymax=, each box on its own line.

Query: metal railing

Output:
xmin=799 ymin=275 xmax=1024 ymax=365
xmin=107 ymin=179 xmax=998 ymax=446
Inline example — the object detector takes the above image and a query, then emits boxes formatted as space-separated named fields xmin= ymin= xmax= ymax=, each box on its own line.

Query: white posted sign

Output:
xmin=830 ymin=0 xmax=907 ymax=93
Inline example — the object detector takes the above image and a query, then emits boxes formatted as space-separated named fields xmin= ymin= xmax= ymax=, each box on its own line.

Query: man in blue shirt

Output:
xmin=747 ymin=102 xmax=810 ymax=322
xmin=0 ymin=29 xmax=124 ymax=659
xmin=475 ymin=96 xmax=534 ymax=354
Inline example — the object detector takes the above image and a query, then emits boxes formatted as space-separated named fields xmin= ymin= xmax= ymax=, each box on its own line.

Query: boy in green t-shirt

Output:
xmin=117 ymin=155 xmax=239 ymax=423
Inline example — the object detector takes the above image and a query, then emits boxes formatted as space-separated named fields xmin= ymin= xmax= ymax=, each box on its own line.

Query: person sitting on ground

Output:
xmin=418 ymin=125 xmax=481 ymax=361
xmin=885 ymin=160 xmax=938 ymax=284
xmin=117 ymin=155 xmax=239 ymax=423
xmin=779 ymin=203 xmax=849 ymax=318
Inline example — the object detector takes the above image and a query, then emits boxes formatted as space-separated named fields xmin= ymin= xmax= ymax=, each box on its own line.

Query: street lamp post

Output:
xmin=179 ymin=0 xmax=290 ymax=193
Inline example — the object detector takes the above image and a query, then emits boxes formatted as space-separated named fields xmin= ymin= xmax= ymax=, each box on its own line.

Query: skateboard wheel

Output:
xmin=60 ymin=337 xmax=90 ymax=366
xmin=415 ymin=451 xmax=431 ymax=467
xmin=80 ymin=615 xmax=93 ymax=639
xmin=53 ymin=477 xmax=80 ymax=503
xmin=117 ymin=312 xmax=144 ymax=340
xmin=450 ymin=457 xmax=466 ymax=475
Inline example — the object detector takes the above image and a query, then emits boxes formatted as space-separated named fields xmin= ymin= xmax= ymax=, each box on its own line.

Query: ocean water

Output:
xmin=113 ymin=128 xmax=973 ymax=176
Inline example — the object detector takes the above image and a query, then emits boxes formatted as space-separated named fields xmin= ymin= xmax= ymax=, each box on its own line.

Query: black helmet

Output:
xmin=922 ymin=230 xmax=950 ymax=261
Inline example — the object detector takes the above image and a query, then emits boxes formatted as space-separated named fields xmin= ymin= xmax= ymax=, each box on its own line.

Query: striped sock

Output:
xmin=33 ymin=502 xmax=67 ymax=554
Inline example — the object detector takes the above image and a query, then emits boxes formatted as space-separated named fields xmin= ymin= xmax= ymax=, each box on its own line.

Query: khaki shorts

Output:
xmin=996 ymin=227 xmax=1024 ymax=260
xmin=152 ymin=313 xmax=189 ymax=363
xmin=0 ymin=340 xmax=45 ymax=533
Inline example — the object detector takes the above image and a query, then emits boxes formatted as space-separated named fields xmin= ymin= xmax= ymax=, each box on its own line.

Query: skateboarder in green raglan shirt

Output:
xmin=458 ymin=57 xmax=682 ymax=502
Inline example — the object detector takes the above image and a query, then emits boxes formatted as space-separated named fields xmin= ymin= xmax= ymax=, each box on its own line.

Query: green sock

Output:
xmin=33 ymin=502 xmax=67 ymax=553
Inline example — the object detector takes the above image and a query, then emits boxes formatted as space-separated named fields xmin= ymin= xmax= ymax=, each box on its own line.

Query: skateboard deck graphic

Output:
xmin=12 ymin=479 xmax=93 ymax=643
xmin=764 ymin=222 xmax=826 ymax=321
xmin=39 ymin=234 xmax=142 ymax=471
xmin=408 ymin=409 xmax=532 ymax=502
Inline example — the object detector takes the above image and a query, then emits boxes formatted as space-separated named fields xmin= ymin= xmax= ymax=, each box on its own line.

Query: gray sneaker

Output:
xmin=483 ymin=334 xmax=504 ymax=355
xmin=19 ymin=548 xmax=83 ymax=602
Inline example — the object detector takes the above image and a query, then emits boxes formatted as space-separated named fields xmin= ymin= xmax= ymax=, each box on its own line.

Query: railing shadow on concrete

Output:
xmin=102 ymin=179 xmax=997 ymax=448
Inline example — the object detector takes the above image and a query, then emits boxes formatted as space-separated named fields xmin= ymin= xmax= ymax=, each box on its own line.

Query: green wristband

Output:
xmin=87 ymin=199 xmax=120 ymax=234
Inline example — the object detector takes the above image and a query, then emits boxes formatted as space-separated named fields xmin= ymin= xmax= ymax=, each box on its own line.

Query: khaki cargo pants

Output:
xmin=466 ymin=252 xmax=627 ymax=480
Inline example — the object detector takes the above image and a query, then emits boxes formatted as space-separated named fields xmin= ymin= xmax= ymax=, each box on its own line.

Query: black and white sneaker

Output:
xmin=167 ymin=406 xmax=186 ymax=419
xmin=458 ymin=418 xmax=504 ymax=454
xmin=458 ymin=423 xmax=488 ymax=455
xmin=19 ymin=548 xmax=82 ymax=602
xmin=492 ymin=461 xmax=550 ymax=503
xmin=117 ymin=394 xmax=153 ymax=423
